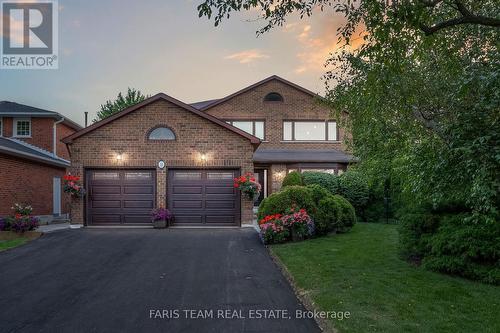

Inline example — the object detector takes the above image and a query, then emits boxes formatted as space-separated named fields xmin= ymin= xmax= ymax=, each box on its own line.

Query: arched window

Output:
xmin=148 ymin=127 xmax=176 ymax=140
xmin=264 ymin=92 xmax=284 ymax=102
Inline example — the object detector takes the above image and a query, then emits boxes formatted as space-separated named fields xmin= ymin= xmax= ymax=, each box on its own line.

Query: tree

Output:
xmin=93 ymin=88 xmax=149 ymax=123
xmin=198 ymin=0 xmax=500 ymax=220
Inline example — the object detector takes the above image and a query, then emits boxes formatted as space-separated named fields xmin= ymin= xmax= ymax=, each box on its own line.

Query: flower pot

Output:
xmin=153 ymin=220 xmax=167 ymax=229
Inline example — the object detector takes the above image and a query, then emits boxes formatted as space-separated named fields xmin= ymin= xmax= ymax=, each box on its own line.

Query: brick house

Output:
xmin=63 ymin=76 xmax=354 ymax=227
xmin=0 ymin=101 xmax=81 ymax=220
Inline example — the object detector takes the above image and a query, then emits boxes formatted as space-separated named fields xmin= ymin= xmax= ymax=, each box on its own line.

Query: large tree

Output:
xmin=94 ymin=88 xmax=149 ymax=123
xmin=198 ymin=0 xmax=500 ymax=219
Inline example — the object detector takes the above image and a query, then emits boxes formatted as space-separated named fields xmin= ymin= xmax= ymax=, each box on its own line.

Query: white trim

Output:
xmin=263 ymin=169 xmax=268 ymax=198
xmin=13 ymin=117 xmax=31 ymax=137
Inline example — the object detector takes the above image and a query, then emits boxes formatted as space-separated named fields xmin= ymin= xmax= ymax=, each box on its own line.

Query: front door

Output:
xmin=254 ymin=169 xmax=266 ymax=206
xmin=53 ymin=177 xmax=61 ymax=216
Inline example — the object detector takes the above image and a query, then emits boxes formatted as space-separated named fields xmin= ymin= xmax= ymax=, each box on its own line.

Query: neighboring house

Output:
xmin=63 ymin=75 xmax=354 ymax=227
xmin=0 ymin=101 xmax=82 ymax=221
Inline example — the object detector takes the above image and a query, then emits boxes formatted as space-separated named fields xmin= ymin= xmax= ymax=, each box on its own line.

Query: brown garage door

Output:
xmin=86 ymin=169 xmax=155 ymax=226
xmin=168 ymin=169 xmax=240 ymax=226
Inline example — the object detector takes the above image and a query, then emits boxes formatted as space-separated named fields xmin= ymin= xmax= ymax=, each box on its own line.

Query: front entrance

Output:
xmin=86 ymin=169 xmax=155 ymax=226
xmin=168 ymin=169 xmax=240 ymax=226
xmin=254 ymin=168 xmax=268 ymax=206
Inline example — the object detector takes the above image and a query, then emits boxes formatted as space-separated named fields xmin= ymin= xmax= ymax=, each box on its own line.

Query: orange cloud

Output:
xmin=283 ymin=13 xmax=366 ymax=75
xmin=224 ymin=49 xmax=270 ymax=64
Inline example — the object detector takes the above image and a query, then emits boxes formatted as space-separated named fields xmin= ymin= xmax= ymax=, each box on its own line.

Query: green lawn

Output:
xmin=271 ymin=223 xmax=500 ymax=333
xmin=0 ymin=231 xmax=40 ymax=251
xmin=0 ymin=238 xmax=29 ymax=251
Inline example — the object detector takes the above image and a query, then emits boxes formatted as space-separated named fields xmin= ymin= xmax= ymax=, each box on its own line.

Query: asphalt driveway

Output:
xmin=0 ymin=228 xmax=321 ymax=333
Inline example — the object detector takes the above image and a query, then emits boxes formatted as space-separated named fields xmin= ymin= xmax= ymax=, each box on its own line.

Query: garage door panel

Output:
xmin=169 ymin=169 xmax=240 ymax=226
xmin=173 ymin=215 xmax=203 ymax=225
xmin=173 ymin=186 xmax=203 ymax=194
xmin=123 ymin=200 xmax=154 ymax=209
xmin=91 ymin=214 xmax=121 ymax=224
xmin=91 ymin=200 xmax=121 ymax=209
xmin=123 ymin=186 xmax=154 ymax=194
xmin=92 ymin=186 xmax=121 ymax=194
xmin=123 ymin=215 xmax=152 ymax=224
xmin=173 ymin=200 xmax=203 ymax=209
xmin=206 ymin=215 xmax=237 ymax=225
xmin=205 ymin=200 xmax=235 ymax=209
xmin=205 ymin=186 xmax=235 ymax=194
xmin=87 ymin=170 xmax=155 ymax=226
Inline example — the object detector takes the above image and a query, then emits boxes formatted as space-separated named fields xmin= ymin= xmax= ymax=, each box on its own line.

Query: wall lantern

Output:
xmin=116 ymin=152 xmax=123 ymax=161
xmin=200 ymin=154 xmax=207 ymax=162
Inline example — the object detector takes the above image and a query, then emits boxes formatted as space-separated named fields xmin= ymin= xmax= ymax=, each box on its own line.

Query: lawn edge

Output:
xmin=0 ymin=231 xmax=43 ymax=252
xmin=268 ymin=246 xmax=337 ymax=333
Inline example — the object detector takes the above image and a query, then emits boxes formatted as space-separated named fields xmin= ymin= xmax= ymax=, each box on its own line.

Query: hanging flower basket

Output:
xmin=233 ymin=172 xmax=261 ymax=201
xmin=63 ymin=174 xmax=86 ymax=198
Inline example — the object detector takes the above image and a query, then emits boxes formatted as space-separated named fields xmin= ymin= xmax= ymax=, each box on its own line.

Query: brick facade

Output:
xmin=204 ymin=78 xmax=350 ymax=194
xmin=0 ymin=154 xmax=70 ymax=216
xmin=67 ymin=99 xmax=255 ymax=225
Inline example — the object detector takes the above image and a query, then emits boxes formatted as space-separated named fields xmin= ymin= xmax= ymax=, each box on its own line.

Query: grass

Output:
xmin=271 ymin=223 xmax=500 ymax=333
xmin=0 ymin=231 xmax=41 ymax=251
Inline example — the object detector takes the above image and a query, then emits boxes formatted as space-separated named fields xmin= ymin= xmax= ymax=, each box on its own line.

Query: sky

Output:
xmin=0 ymin=0 xmax=353 ymax=126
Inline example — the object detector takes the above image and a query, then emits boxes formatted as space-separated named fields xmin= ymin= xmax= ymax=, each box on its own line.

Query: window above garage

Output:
xmin=148 ymin=127 xmax=176 ymax=140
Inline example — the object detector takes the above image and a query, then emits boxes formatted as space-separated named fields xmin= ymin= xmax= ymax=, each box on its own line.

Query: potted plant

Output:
xmin=151 ymin=208 xmax=172 ymax=229
xmin=233 ymin=172 xmax=261 ymax=201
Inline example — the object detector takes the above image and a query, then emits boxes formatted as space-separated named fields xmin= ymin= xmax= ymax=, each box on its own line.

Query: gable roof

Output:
xmin=189 ymin=99 xmax=220 ymax=110
xmin=0 ymin=137 xmax=70 ymax=168
xmin=198 ymin=75 xmax=323 ymax=111
xmin=0 ymin=101 xmax=82 ymax=130
xmin=62 ymin=93 xmax=261 ymax=145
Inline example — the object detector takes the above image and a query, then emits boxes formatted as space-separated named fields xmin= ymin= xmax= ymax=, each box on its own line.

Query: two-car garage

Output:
xmin=86 ymin=169 xmax=240 ymax=227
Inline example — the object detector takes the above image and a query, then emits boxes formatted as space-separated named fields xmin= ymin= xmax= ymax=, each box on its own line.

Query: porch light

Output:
xmin=200 ymin=154 xmax=207 ymax=161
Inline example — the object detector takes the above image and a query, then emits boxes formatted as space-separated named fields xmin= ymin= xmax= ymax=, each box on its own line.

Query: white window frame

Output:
xmin=282 ymin=120 xmax=338 ymax=142
xmin=225 ymin=120 xmax=265 ymax=140
xmin=13 ymin=118 xmax=31 ymax=138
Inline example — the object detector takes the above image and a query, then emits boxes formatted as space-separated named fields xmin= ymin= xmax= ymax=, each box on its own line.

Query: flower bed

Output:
xmin=259 ymin=209 xmax=314 ymax=244
xmin=0 ymin=204 xmax=39 ymax=233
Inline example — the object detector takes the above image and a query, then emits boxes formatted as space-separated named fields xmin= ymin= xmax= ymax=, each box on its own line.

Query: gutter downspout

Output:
xmin=53 ymin=117 xmax=64 ymax=157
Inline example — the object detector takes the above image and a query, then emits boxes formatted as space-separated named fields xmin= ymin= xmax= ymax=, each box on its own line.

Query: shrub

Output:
xmin=282 ymin=171 xmax=303 ymax=187
xmin=302 ymin=172 xmax=339 ymax=194
xmin=258 ymin=186 xmax=315 ymax=220
xmin=315 ymin=196 xmax=339 ymax=235
xmin=332 ymin=195 xmax=357 ymax=232
xmin=337 ymin=171 xmax=369 ymax=216
xmin=399 ymin=208 xmax=500 ymax=285
xmin=306 ymin=184 xmax=332 ymax=205
xmin=0 ymin=217 xmax=6 ymax=231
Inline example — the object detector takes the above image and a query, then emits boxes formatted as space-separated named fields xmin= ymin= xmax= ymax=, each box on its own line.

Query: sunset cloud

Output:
xmin=224 ymin=49 xmax=270 ymax=64
xmin=283 ymin=15 xmax=366 ymax=75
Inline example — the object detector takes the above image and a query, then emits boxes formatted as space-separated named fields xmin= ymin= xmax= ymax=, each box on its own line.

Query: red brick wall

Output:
xmin=17 ymin=118 xmax=54 ymax=152
xmin=204 ymin=79 xmax=350 ymax=150
xmin=0 ymin=154 xmax=69 ymax=216
xmin=68 ymin=99 xmax=255 ymax=225
xmin=2 ymin=117 xmax=13 ymax=137
xmin=56 ymin=123 xmax=75 ymax=160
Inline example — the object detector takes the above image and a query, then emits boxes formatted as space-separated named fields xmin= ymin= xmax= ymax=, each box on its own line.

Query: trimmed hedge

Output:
xmin=282 ymin=171 xmax=303 ymax=187
xmin=258 ymin=186 xmax=315 ymax=220
xmin=337 ymin=171 xmax=369 ymax=217
xmin=332 ymin=194 xmax=357 ymax=232
xmin=302 ymin=171 xmax=339 ymax=194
